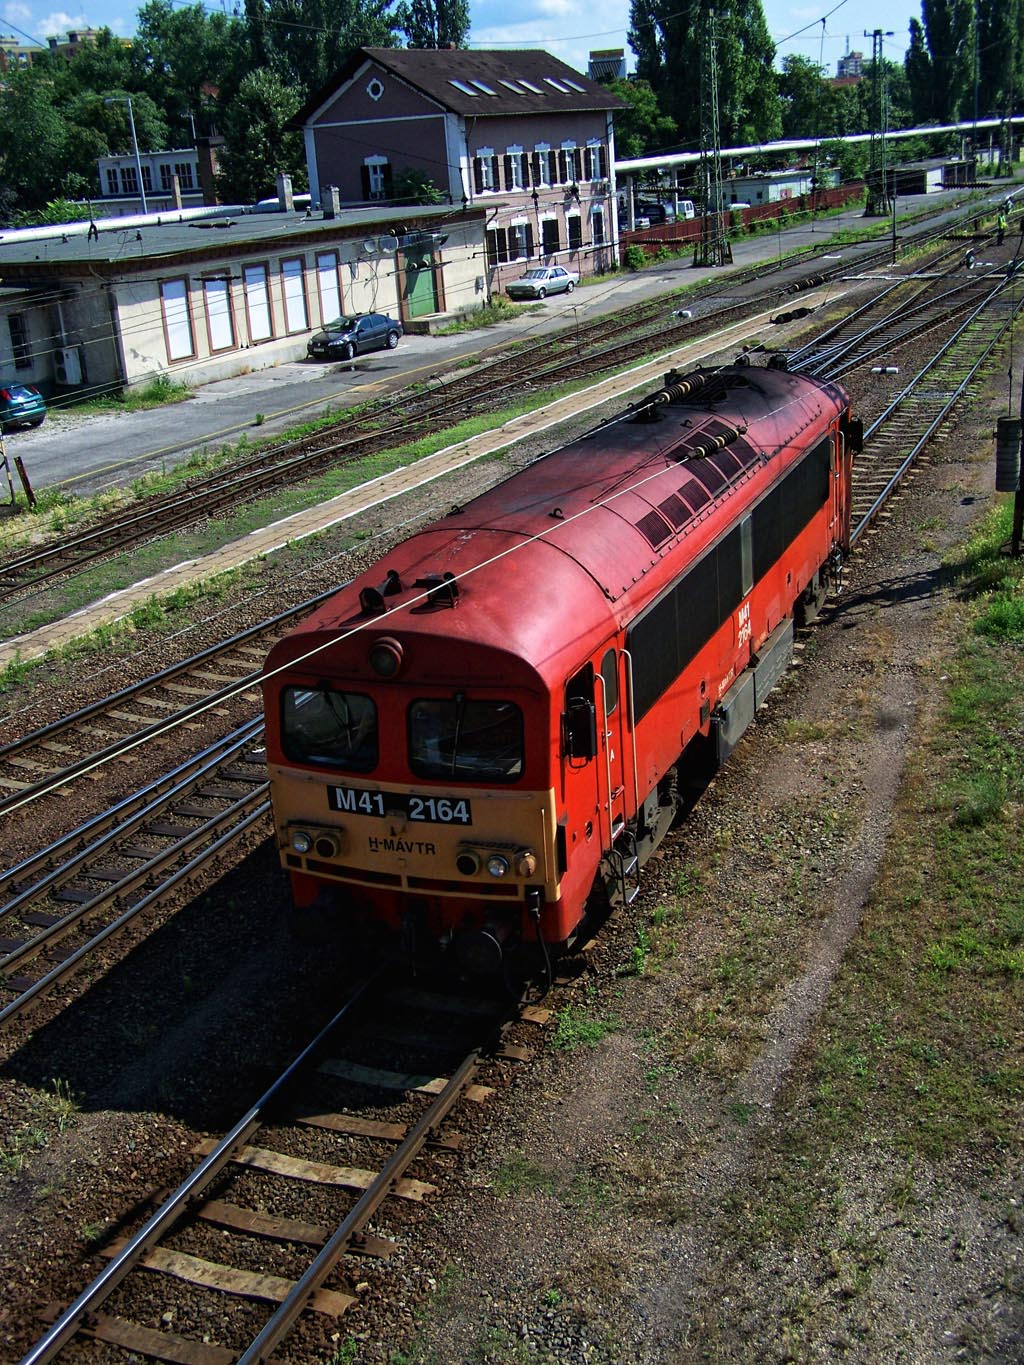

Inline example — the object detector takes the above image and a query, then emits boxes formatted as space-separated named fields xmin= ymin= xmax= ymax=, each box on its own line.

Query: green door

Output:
xmin=402 ymin=248 xmax=438 ymax=318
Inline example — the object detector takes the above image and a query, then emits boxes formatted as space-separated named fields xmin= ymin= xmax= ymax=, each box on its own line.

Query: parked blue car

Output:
xmin=0 ymin=383 xmax=46 ymax=432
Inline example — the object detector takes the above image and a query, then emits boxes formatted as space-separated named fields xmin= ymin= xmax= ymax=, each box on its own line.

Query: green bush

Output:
xmin=624 ymin=243 xmax=648 ymax=270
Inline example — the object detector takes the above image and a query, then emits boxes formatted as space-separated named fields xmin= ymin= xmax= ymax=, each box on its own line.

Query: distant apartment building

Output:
xmin=588 ymin=49 xmax=626 ymax=81
xmin=837 ymin=50 xmax=863 ymax=79
xmin=0 ymin=34 xmax=42 ymax=70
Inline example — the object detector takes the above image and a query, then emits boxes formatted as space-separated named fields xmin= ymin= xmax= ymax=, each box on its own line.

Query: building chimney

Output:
xmin=195 ymin=136 xmax=224 ymax=205
xmin=323 ymin=185 xmax=340 ymax=219
xmin=276 ymin=173 xmax=294 ymax=212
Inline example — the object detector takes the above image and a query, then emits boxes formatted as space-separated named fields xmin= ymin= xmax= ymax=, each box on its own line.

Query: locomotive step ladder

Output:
xmin=608 ymin=821 xmax=640 ymax=905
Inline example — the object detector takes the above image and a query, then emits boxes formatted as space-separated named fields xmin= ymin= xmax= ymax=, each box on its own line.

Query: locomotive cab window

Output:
xmin=599 ymin=648 xmax=618 ymax=715
xmin=281 ymin=686 xmax=378 ymax=771
xmin=409 ymin=696 xmax=523 ymax=782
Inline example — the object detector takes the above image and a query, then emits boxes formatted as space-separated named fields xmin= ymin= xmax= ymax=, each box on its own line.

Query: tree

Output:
xmin=389 ymin=167 xmax=446 ymax=203
xmin=603 ymin=76 xmax=677 ymax=158
xmin=134 ymin=0 xmax=248 ymax=142
xmin=258 ymin=0 xmax=400 ymax=95
xmin=628 ymin=0 xmax=781 ymax=147
xmin=903 ymin=0 xmax=976 ymax=124
xmin=977 ymin=0 xmax=1022 ymax=147
xmin=777 ymin=55 xmax=830 ymax=138
xmin=397 ymin=0 xmax=470 ymax=49
xmin=0 ymin=70 xmax=80 ymax=211
xmin=216 ymin=68 xmax=306 ymax=203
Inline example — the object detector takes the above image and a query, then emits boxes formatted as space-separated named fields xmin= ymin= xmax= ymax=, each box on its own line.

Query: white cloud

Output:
xmin=472 ymin=0 xmax=629 ymax=72
xmin=2 ymin=1 xmax=34 ymax=22
xmin=40 ymin=9 xmax=88 ymax=35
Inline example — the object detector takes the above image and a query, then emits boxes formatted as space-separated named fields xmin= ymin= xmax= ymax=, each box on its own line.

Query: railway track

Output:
xmin=847 ymin=282 xmax=1023 ymax=543
xmin=0 ymin=720 xmax=268 ymax=1029
xmin=2 ymin=269 xmax=1019 ymax=1031
xmin=0 ymin=211 xmax=988 ymax=606
xmin=4 ymin=216 xmax=1021 ymax=1365
xmin=0 ymin=591 xmax=332 ymax=819
xmin=20 ymin=970 xmax=546 ymax=1365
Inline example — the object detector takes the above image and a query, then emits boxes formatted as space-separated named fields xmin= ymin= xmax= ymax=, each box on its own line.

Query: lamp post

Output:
xmin=105 ymin=96 xmax=147 ymax=215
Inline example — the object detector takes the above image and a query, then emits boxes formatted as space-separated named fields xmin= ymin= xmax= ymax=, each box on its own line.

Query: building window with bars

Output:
xmin=8 ymin=314 xmax=31 ymax=369
xmin=174 ymin=161 xmax=195 ymax=189
xmin=567 ymin=215 xmax=582 ymax=250
xmin=541 ymin=218 xmax=560 ymax=255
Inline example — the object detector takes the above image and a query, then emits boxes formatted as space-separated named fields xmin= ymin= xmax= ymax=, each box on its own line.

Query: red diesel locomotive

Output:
xmin=262 ymin=360 xmax=861 ymax=971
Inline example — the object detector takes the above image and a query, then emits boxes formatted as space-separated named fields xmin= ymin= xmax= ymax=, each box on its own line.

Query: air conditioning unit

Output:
xmin=54 ymin=345 xmax=83 ymax=386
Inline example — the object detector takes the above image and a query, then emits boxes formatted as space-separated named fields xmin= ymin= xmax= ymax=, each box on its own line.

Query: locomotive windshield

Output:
xmin=281 ymin=686 xmax=378 ymax=771
xmin=409 ymin=697 xmax=523 ymax=782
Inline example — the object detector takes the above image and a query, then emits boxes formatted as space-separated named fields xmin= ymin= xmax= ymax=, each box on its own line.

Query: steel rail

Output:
xmin=238 ymin=1044 xmax=485 ymax=1364
xmin=0 ymin=718 xmax=265 ymax=903
xmin=0 ymin=798 xmax=269 ymax=1029
xmin=848 ymin=286 xmax=1024 ymax=547
xmin=18 ymin=971 xmax=383 ymax=1365
xmin=0 ymin=588 xmax=334 ymax=816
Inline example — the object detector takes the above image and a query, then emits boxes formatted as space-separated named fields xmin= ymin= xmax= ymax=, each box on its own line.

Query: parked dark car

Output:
xmin=306 ymin=313 xmax=402 ymax=361
xmin=0 ymin=383 xmax=46 ymax=432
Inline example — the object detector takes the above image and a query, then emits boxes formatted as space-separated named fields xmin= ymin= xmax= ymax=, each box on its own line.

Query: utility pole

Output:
xmin=864 ymin=29 xmax=893 ymax=216
xmin=694 ymin=7 xmax=731 ymax=268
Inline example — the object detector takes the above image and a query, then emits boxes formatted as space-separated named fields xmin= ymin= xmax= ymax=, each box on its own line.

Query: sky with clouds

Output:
xmin=3 ymin=0 xmax=921 ymax=78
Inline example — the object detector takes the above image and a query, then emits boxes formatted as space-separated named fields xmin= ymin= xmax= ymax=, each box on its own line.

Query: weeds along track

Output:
xmin=0 ymin=215 xmax=983 ymax=604
xmin=18 ymin=969 xmax=547 ymax=1365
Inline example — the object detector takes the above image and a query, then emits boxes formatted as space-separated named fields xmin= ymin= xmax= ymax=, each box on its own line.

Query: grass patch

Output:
xmin=68 ymin=374 xmax=193 ymax=417
xmin=793 ymin=501 xmax=1024 ymax=1163
xmin=0 ymin=1078 xmax=79 ymax=1175
xmin=492 ymin=1149 xmax=560 ymax=1197
xmin=551 ymin=998 xmax=618 ymax=1050
xmin=435 ymin=298 xmax=544 ymax=332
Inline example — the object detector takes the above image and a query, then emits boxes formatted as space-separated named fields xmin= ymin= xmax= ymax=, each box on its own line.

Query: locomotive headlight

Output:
xmin=486 ymin=854 xmax=510 ymax=878
xmin=456 ymin=849 xmax=481 ymax=876
xmin=369 ymin=636 xmax=403 ymax=678
xmin=515 ymin=850 xmax=537 ymax=878
xmin=290 ymin=829 xmax=313 ymax=854
xmin=313 ymin=831 xmax=341 ymax=858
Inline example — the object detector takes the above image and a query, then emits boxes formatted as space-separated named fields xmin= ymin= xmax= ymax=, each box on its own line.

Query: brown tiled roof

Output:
xmin=294 ymin=46 xmax=626 ymax=125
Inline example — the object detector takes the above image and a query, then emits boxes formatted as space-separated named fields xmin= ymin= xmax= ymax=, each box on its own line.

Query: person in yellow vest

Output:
xmin=997 ymin=212 xmax=1007 ymax=245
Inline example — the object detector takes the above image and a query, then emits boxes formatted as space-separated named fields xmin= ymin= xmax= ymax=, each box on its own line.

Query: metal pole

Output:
xmin=1014 ymin=360 xmax=1024 ymax=557
xmin=126 ymin=97 xmax=148 ymax=215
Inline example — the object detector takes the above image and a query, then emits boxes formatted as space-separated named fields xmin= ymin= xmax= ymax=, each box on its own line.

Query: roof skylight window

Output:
xmin=544 ymin=77 xmax=571 ymax=93
xmin=449 ymin=79 xmax=479 ymax=95
xmin=517 ymin=79 xmax=543 ymax=94
xmin=563 ymin=79 xmax=586 ymax=92
xmin=498 ymin=79 xmax=526 ymax=93
xmin=469 ymin=79 xmax=498 ymax=95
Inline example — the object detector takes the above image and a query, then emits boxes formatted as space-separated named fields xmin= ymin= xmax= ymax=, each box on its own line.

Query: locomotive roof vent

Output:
xmin=412 ymin=571 xmax=460 ymax=612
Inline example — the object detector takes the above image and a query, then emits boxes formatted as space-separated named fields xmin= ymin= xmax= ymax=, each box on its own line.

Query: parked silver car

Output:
xmin=505 ymin=266 xmax=579 ymax=300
